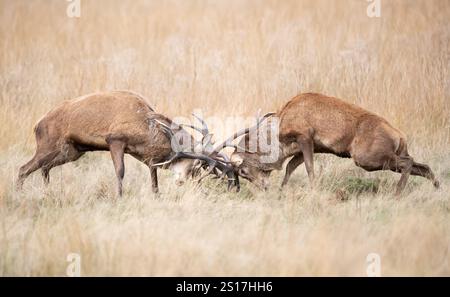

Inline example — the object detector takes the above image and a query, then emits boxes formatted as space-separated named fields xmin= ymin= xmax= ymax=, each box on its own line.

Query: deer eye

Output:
xmin=261 ymin=170 xmax=271 ymax=177
xmin=239 ymin=168 xmax=249 ymax=177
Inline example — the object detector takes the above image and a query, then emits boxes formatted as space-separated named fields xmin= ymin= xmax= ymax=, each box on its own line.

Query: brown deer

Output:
xmin=17 ymin=90 xmax=237 ymax=196
xmin=218 ymin=93 xmax=440 ymax=195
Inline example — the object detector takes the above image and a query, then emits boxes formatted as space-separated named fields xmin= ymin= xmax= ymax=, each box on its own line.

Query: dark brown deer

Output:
xmin=17 ymin=90 xmax=236 ymax=196
xmin=218 ymin=93 xmax=440 ymax=195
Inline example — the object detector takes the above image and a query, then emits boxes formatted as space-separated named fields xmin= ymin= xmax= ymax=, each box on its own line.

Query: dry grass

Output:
xmin=0 ymin=0 xmax=449 ymax=276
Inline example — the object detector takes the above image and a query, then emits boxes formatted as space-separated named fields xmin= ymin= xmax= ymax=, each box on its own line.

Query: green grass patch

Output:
xmin=331 ymin=176 xmax=380 ymax=199
xmin=342 ymin=177 xmax=379 ymax=194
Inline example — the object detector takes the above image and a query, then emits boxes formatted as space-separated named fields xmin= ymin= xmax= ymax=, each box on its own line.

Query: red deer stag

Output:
xmin=17 ymin=90 xmax=237 ymax=196
xmin=218 ymin=93 xmax=440 ymax=195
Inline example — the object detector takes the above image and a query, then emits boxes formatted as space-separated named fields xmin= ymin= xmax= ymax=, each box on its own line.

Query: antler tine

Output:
xmin=256 ymin=108 xmax=262 ymax=122
xmin=152 ymin=119 xmax=183 ymax=152
xmin=153 ymin=119 xmax=174 ymax=136
xmin=219 ymin=143 xmax=257 ymax=154
xmin=212 ymin=112 xmax=276 ymax=153
xmin=180 ymin=124 xmax=205 ymax=136
xmin=180 ymin=113 xmax=212 ymax=144
xmin=181 ymin=114 xmax=215 ymax=154
xmin=151 ymin=153 xmax=180 ymax=167
xmin=216 ymin=152 xmax=231 ymax=163
xmin=192 ymin=113 xmax=209 ymax=136
xmin=202 ymin=134 xmax=213 ymax=148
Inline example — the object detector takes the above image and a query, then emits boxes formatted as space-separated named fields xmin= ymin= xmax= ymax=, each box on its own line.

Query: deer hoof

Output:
xmin=433 ymin=180 xmax=440 ymax=189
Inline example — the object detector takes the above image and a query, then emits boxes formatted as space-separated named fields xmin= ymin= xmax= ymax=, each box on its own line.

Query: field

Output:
xmin=0 ymin=0 xmax=449 ymax=276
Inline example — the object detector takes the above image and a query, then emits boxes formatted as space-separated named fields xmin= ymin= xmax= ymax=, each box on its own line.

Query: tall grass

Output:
xmin=0 ymin=0 xmax=449 ymax=276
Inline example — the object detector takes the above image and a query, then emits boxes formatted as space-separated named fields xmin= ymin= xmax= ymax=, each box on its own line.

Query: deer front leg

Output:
xmin=108 ymin=139 xmax=126 ymax=197
xmin=297 ymin=134 xmax=315 ymax=187
xmin=150 ymin=167 xmax=159 ymax=193
xmin=281 ymin=154 xmax=304 ymax=187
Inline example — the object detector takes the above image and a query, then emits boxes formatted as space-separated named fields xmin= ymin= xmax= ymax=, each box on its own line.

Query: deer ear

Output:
xmin=231 ymin=154 xmax=244 ymax=167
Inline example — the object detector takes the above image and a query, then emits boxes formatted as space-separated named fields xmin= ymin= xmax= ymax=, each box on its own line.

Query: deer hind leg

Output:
xmin=411 ymin=161 xmax=440 ymax=189
xmin=388 ymin=154 xmax=414 ymax=196
xmin=40 ymin=144 xmax=83 ymax=185
xmin=41 ymin=168 xmax=50 ymax=185
xmin=17 ymin=150 xmax=60 ymax=190
xmin=108 ymin=139 xmax=126 ymax=197
xmin=281 ymin=154 xmax=304 ymax=187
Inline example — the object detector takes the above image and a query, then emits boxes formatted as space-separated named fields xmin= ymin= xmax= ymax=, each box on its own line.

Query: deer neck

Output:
xmin=269 ymin=141 xmax=301 ymax=170
xmin=260 ymin=142 xmax=297 ymax=171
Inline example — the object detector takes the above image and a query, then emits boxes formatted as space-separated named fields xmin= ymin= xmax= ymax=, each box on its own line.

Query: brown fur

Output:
xmin=17 ymin=90 xmax=197 ymax=196
xmin=232 ymin=93 xmax=440 ymax=195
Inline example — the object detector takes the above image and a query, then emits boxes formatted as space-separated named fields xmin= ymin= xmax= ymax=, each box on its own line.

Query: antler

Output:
xmin=151 ymin=111 xmax=275 ymax=191
xmin=180 ymin=113 xmax=214 ymax=150
xmin=153 ymin=150 xmax=239 ymax=190
xmin=192 ymin=113 xmax=210 ymax=136
xmin=180 ymin=112 xmax=209 ymax=137
xmin=152 ymin=119 xmax=183 ymax=152
xmin=151 ymin=118 xmax=239 ymax=191
xmin=212 ymin=111 xmax=276 ymax=154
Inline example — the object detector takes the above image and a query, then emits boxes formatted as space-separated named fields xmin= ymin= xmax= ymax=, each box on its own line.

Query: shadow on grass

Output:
xmin=327 ymin=176 xmax=380 ymax=201
xmin=326 ymin=174 xmax=425 ymax=201
xmin=195 ymin=176 xmax=255 ymax=200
